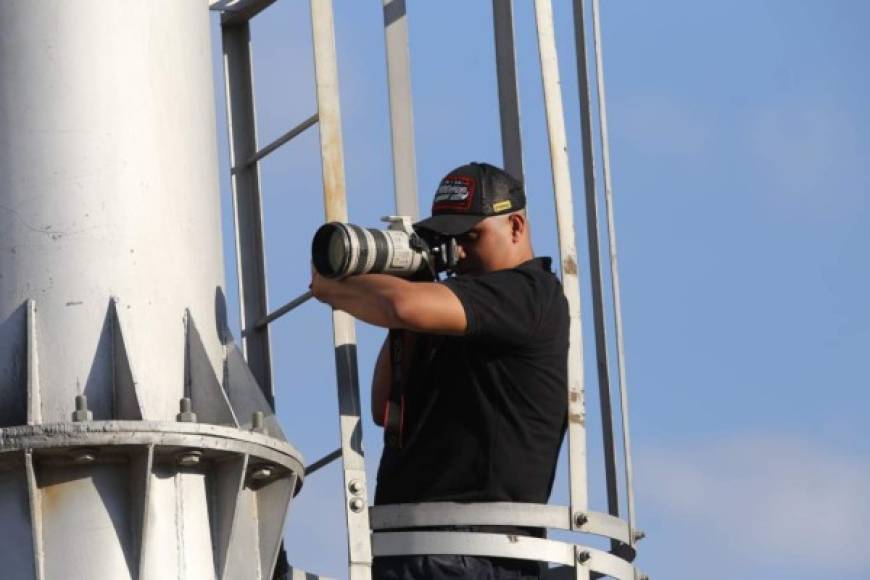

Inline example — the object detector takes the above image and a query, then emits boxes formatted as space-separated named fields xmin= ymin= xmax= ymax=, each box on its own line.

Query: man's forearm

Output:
xmin=311 ymin=270 xmax=466 ymax=333
xmin=314 ymin=273 xmax=410 ymax=328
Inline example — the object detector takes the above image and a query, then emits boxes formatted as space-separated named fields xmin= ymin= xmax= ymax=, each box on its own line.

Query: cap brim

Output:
xmin=413 ymin=213 xmax=485 ymax=236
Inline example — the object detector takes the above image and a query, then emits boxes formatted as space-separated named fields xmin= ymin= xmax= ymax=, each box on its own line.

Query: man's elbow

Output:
xmin=371 ymin=387 xmax=387 ymax=426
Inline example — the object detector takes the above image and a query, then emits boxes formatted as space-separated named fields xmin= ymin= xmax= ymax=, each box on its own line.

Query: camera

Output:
xmin=311 ymin=216 xmax=460 ymax=279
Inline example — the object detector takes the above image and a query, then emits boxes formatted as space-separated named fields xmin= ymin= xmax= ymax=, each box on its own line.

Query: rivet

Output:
xmin=349 ymin=497 xmax=365 ymax=512
xmin=176 ymin=397 xmax=197 ymax=423
xmin=573 ymin=512 xmax=588 ymax=527
xmin=576 ymin=550 xmax=591 ymax=563
xmin=251 ymin=411 xmax=265 ymax=432
xmin=177 ymin=450 xmax=202 ymax=467
xmin=72 ymin=395 xmax=93 ymax=422
xmin=250 ymin=465 xmax=274 ymax=482
xmin=348 ymin=479 xmax=364 ymax=495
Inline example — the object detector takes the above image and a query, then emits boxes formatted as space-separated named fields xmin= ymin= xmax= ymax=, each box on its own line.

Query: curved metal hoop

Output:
xmin=371 ymin=502 xmax=636 ymax=545
xmin=369 ymin=502 xmax=645 ymax=579
xmin=372 ymin=531 xmax=641 ymax=579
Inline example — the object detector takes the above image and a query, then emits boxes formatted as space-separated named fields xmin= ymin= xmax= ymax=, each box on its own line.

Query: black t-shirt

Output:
xmin=375 ymin=257 xmax=569 ymax=506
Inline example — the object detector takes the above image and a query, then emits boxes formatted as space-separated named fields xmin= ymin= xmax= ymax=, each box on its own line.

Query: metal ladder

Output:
xmin=211 ymin=0 xmax=373 ymax=578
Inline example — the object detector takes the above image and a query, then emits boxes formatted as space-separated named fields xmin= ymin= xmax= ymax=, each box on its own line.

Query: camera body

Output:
xmin=311 ymin=216 xmax=460 ymax=279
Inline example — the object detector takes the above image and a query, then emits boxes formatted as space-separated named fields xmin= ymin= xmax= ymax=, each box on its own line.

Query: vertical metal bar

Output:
xmin=25 ymin=450 xmax=44 ymax=580
xmin=591 ymin=0 xmax=636 ymax=537
xmin=26 ymin=299 xmax=42 ymax=426
xmin=134 ymin=445 xmax=155 ymax=580
xmin=492 ymin=0 xmax=524 ymax=181
xmin=221 ymin=20 xmax=275 ymax=407
xmin=309 ymin=2 xmax=373 ymax=578
xmin=533 ymin=0 xmax=590 ymax=545
xmin=382 ymin=0 xmax=419 ymax=218
xmin=571 ymin=0 xmax=621 ymax=524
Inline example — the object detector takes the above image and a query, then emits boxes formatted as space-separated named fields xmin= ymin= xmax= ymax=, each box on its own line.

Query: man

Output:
xmin=311 ymin=162 xmax=569 ymax=579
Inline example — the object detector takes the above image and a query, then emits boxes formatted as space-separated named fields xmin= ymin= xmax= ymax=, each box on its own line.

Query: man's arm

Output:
xmin=311 ymin=272 xmax=466 ymax=334
xmin=370 ymin=331 xmax=423 ymax=426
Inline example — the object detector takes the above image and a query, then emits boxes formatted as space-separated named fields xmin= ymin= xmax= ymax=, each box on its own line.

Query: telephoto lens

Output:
xmin=312 ymin=222 xmax=429 ymax=279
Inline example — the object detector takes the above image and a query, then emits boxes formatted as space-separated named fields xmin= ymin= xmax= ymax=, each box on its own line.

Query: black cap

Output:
xmin=414 ymin=162 xmax=526 ymax=236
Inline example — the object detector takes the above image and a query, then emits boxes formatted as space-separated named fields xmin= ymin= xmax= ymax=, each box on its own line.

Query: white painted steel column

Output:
xmin=533 ymin=3 xmax=590 ymax=577
xmin=590 ymin=0 xmax=637 ymax=536
xmin=310 ymin=2 xmax=374 ymax=578
xmin=222 ymin=18 xmax=275 ymax=406
xmin=0 ymin=0 xmax=225 ymax=425
xmin=571 ymin=0 xmax=622 ymax=528
xmin=492 ymin=0 xmax=525 ymax=181
xmin=382 ymin=0 xmax=420 ymax=218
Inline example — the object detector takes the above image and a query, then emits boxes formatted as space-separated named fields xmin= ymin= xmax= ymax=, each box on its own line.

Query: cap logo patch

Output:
xmin=492 ymin=200 xmax=512 ymax=212
xmin=433 ymin=175 xmax=476 ymax=211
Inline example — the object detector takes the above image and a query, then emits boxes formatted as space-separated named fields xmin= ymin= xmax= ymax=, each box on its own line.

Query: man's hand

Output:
xmin=310 ymin=269 xmax=339 ymax=304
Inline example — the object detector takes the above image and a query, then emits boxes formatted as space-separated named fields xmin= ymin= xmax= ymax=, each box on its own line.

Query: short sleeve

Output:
xmin=442 ymin=268 xmax=545 ymax=346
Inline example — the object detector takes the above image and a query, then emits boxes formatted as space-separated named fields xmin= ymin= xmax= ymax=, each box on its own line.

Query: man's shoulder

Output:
xmin=505 ymin=257 xmax=565 ymax=301
xmin=442 ymin=257 xmax=565 ymax=309
xmin=440 ymin=257 xmax=567 ymax=342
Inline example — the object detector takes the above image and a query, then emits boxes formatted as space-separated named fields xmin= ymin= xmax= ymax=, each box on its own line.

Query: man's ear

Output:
xmin=509 ymin=212 xmax=526 ymax=242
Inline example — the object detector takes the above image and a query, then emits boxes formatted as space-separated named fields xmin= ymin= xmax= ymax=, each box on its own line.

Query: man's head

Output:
xmin=415 ymin=162 xmax=534 ymax=274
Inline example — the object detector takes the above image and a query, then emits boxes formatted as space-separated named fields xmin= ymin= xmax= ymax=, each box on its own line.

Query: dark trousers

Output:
xmin=372 ymin=555 xmax=544 ymax=580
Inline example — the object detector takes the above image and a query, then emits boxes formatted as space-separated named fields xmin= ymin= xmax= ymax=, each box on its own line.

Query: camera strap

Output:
xmin=384 ymin=329 xmax=405 ymax=449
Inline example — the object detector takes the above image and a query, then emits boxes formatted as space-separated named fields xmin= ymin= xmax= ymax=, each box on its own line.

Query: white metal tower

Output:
xmin=0 ymin=0 xmax=645 ymax=578
xmin=0 ymin=2 xmax=302 ymax=578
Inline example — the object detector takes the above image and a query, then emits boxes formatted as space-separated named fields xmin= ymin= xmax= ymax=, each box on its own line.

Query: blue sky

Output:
xmin=210 ymin=2 xmax=869 ymax=578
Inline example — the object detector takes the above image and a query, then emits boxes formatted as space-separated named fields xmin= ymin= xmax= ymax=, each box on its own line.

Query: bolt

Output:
xmin=250 ymin=465 xmax=274 ymax=482
xmin=348 ymin=479 xmax=364 ymax=495
xmin=176 ymin=397 xmax=197 ymax=423
xmin=72 ymin=395 xmax=93 ymax=422
xmin=177 ymin=450 xmax=202 ymax=467
xmin=71 ymin=448 xmax=97 ymax=464
xmin=251 ymin=411 xmax=265 ymax=432
xmin=573 ymin=512 xmax=588 ymax=527
xmin=576 ymin=550 xmax=591 ymax=564
xmin=633 ymin=529 xmax=646 ymax=542
xmin=349 ymin=497 xmax=366 ymax=513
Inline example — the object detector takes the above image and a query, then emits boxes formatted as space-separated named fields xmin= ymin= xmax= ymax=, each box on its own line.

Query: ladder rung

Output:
xmin=242 ymin=290 xmax=313 ymax=337
xmin=211 ymin=0 xmax=278 ymax=23
xmin=305 ymin=448 xmax=342 ymax=476
xmin=232 ymin=113 xmax=319 ymax=174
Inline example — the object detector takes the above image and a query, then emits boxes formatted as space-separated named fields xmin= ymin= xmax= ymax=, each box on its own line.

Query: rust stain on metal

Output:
xmin=569 ymin=413 xmax=585 ymax=425
xmin=320 ymin=126 xmax=348 ymax=221
xmin=569 ymin=390 xmax=580 ymax=403
xmin=563 ymin=256 xmax=578 ymax=275
xmin=41 ymin=482 xmax=63 ymax=516
xmin=507 ymin=534 xmax=519 ymax=543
